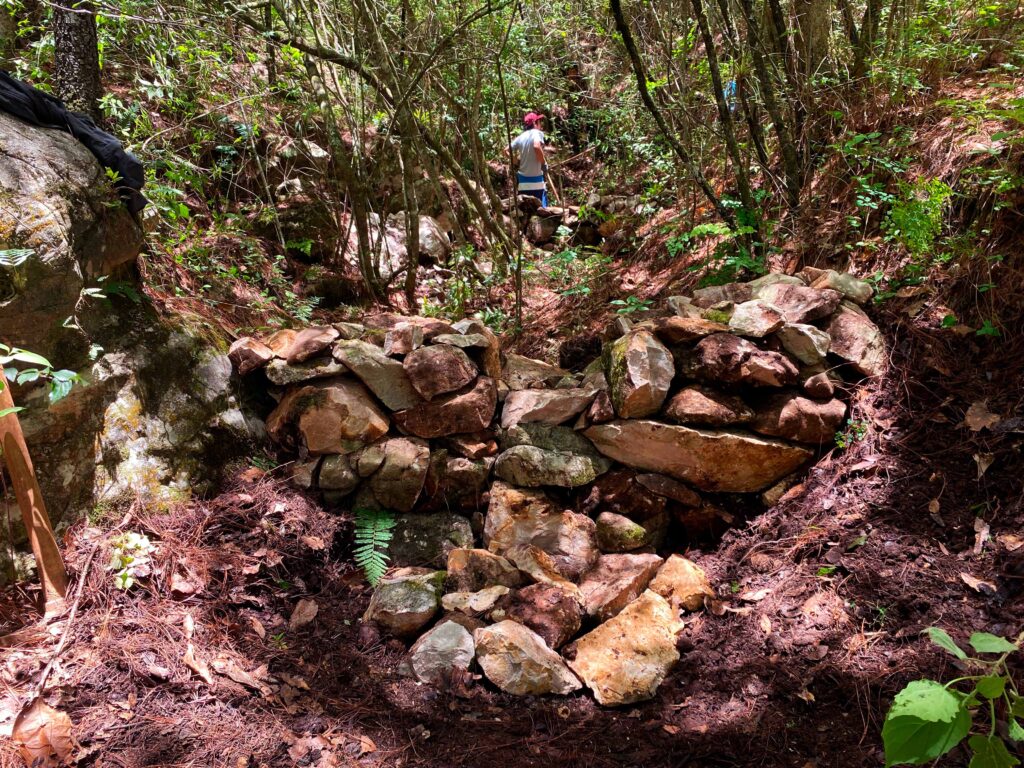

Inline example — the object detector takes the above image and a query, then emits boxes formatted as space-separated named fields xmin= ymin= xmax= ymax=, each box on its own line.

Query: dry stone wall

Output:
xmin=230 ymin=269 xmax=884 ymax=705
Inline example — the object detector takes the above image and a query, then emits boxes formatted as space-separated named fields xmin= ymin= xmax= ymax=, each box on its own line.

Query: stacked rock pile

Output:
xmin=229 ymin=268 xmax=884 ymax=704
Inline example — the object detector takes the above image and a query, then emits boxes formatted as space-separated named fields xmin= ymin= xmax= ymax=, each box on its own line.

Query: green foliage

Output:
xmin=882 ymin=628 xmax=1023 ymax=766
xmin=884 ymin=178 xmax=953 ymax=257
xmin=609 ymin=295 xmax=653 ymax=315
xmin=0 ymin=248 xmax=34 ymax=267
xmin=0 ymin=344 xmax=81 ymax=406
xmin=353 ymin=508 xmax=396 ymax=586
xmin=835 ymin=419 xmax=869 ymax=449
xmin=107 ymin=531 xmax=157 ymax=590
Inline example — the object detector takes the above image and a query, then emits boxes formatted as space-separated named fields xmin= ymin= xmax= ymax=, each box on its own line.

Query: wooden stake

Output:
xmin=0 ymin=371 xmax=68 ymax=613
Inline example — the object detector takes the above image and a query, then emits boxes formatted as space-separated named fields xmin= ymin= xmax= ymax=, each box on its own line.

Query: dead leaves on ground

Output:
xmin=12 ymin=698 xmax=75 ymax=767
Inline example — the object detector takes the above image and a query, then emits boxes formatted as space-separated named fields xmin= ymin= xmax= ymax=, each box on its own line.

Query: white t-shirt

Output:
xmin=510 ymin=128 xmax=545 ymax=177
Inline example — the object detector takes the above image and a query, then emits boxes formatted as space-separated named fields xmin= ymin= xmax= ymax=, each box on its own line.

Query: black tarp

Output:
xmin=0 ymin=70 xmax=147 ymax=214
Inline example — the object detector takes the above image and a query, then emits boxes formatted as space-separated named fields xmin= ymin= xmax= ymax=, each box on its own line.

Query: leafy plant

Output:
xmin=882 ymin=628 xmax=1023 ymax=766
xmin=0 ymin=344 xmax=81 ymax=409
xmin=353 ymin=508 xmax=396 ymax=586
xmin=610 ymin=295 xmax=653 ymax=315
xmin=107 ymin=531 xmax=157 ymax=590
xmin=835 ymin=419 xmax=869 ymax=449
xmin=884 ymin=178 xmax=953 ymax=257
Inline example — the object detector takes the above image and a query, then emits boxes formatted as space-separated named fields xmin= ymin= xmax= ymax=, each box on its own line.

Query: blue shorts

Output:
xmin=517 ymin=173 xmax=548 ymax=207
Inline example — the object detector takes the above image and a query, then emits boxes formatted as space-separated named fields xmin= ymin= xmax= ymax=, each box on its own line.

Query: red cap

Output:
xmin=524 ymin=111 xmax=544 ymax=126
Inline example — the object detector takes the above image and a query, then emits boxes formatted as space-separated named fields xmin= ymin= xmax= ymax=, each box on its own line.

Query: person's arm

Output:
xmin=533 ymin=133 xmax=546 ymax=169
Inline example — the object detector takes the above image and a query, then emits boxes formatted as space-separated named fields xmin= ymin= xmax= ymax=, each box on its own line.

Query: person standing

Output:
xmin=510 ymin=111 xmax=549 ymax=207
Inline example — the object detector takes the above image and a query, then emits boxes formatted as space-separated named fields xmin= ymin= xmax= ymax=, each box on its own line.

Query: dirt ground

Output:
xmin=1 ymin=298 xmax=1022 ymax=768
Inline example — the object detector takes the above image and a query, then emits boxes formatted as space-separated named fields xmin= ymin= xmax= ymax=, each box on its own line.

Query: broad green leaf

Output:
xmin=970 ymin=633 xmax=1019 ymax=654
xmin=1011 ymin=693 xmax=1024 ymax=718
xmin=925 ymin=627 xmax=967 ymax=660
xmin=1009 ymin=719 xmax=1024 ymax=743
xmin=968 ymin=735 xmax=1020 ymax=768
xmin=0 ymin=406 xmax=23 ymax=418
xmin=8 ymin=350 xmax=51 ymax=367
xmin=977 ymin=675 xmax=1007 ymax=699
xmin=883 ymin=710 xmax=971 ymax=766
xmin=888 ymin=680 xmax=965 ymax=722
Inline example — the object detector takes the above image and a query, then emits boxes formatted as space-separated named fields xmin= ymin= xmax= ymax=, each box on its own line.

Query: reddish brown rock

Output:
xmin=503 ymin=583 xmax=582 ymax=649
xmin=584 ymin=420 xmax=813 ymax=492
xmin=587 ymin=390 xmax=615 ymax=424
xmin=446 ymin=548 xmax=523 ymax=593
xmin=287 ymin=326 xmax=341 ymax=364
xmin=751 ymin=393 xmax=847 ymax=445
xmin=333 ymin=339 xmax=424 ymax=411
xmin=394 ymin=377 xmax=497 ymax=438
xmin=502 ymin=354 xmax=569 ymax=390
xmin=444 ymin=432 xmax=498 ymax=459
xmin=728 ymin=300 xmax=786 ymax=337
xmin=646 ymin=316 xmax=730 ymax=344
xmin=649 ymin=555 xmax=713 ymax=611
xmin=691 ymin=282 xmax=754 ymax=308
xmin=802 ymin=371 xmax=836 ymax=399
xmin=691 ymin=334 xmax=799 ymax=387
xmin=485 ymin=482 xmax=599 ymax=580
xmin=264 ymin=329 xmax=298 ymax=358
xmin=228 ymin=337 xmax=273 ymax=375
xmin=578 ymin=553 xmax=664 ymax=621
xmin=635 ymin=474 xmax=702 ymax=507
xmin=295 ymin=379 xmax=390 ymax=455
xmin=403 ymin=344 xmax=478 ymax=400
xmin=663 ymin=386 xmax=754 ymax=426
xmin=383 ymin=322 xmax=423 ymax=356
xmin=827 ymin=302 xmax=887 ymax=378
xmin=363 ymin=313 xmax=456 ymax=340
xmin=755 ymin=283 xmax=841 ymax=323
xmin=579 ymin=469 xmax=667 ymax=523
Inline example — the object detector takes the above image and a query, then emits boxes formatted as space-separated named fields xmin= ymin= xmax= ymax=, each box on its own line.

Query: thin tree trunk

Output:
xmin=609 ymin=0 xmax=736 ymax=228
xmin=53 ymin=0 xmax=102 ymax=120
xmin=739 ymin=0 xmax=803 ymax=212
xmin=692 ymin=0 xmax=755 ymax=223
xmin=0 ymin=6 xmax=15 ymax=68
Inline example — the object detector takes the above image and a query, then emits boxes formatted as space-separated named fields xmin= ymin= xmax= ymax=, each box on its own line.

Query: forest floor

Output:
xmin=0 ymin=295 xmax=1022 ymax=767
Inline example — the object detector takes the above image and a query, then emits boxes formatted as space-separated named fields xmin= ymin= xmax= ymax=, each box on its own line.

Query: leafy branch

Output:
xmin=353 ymin=508 xmax=396 ymax=586
xmin=882 ymin=627 xmax=1023 ymax=767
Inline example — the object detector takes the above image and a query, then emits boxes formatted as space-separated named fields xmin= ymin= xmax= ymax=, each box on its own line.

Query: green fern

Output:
xmin=353 ymin=508 xmax=396 ymax=586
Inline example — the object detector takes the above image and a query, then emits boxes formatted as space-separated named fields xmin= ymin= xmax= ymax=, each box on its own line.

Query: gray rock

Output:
xmin=446 ymin=548 xmax=523 ymax=593
xmin=333 ymin=339 xmax=424 ymax=410
xmin=265 ymin=356 xmax=347 ymax=385
xmin=388 ymin=513 xmax=474 ymax=569
xmin=754 ymin=283 xmax=841 ymax=323
xmin=407 ymin=620 xmax=475 ymax=685
xmin=595 ymin=512 xmax=651 ymax=552
xmin=809 ymin=269 xmax=873 ymax=304
xmin=318 ymin=454 xmax=360 ymax=494
xmin=776 ymin=324 xmax=831 ymax=365
xmin=367 ymin=437 xmax=431 ymax=512
xmin=502 ymin=354 xmax=569 ymax=390
xmin=728 ymin=300 xmax=786 ymax=337
xmin=432 ymin=333 xmax=491 ymax=349
xmin=604 ymin=330 xmax=674 ymax=418
xmin=362 ymin=568 xmax=445 ymax=638
xmin=500 ymin=388 xmax=595 ymax=428
xmin=474 ymin=621 xmax=581 ymax=695
xmin=493 ymin=445 xmax=610 ymax=488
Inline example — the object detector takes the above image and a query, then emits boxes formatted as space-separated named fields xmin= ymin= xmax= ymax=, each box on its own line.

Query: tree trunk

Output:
xmin=53 ymin=0 xmax=101 ymax=120
xmin=795 ymin=0 xmax=831 ymax=79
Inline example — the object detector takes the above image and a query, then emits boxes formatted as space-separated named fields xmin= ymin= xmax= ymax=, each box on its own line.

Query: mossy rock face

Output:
xmin=0 ymin=112 xmax=143 ymax=363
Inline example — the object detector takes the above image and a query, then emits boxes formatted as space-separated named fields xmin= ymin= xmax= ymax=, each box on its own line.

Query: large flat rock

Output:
xmin=584 ymin=420 xmax=813 ymax=492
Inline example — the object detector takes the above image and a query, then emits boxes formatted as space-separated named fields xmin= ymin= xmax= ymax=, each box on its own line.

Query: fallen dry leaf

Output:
xmin=974 ymin=453 xmax=995 ymax=479
xmin=300 ymin=535 xmax=326 ymax=551
xmin=170 ymin=572 xmax=197 ymax=595
xmin=973 ymin=518 xmax=991 ymax=556
xmin=662 ymin=724 xmax=680 ymax=734
xmin=249 ymin=616 xmax=266 ymax=640
xmin=738 ymin=588 xmax=771 ymax=602
xmin=928 ymin=499 xmax=941 ymax=514
xmin=358 ymin=735 xmax=377 ymax=755
xmin=12 ymin=698 xmax=75 ymax=768
xmin=964 ymin=401 xmax=1000 ymax=432
xmin=184 ymin=643 xmax=214 ymax=684
xmin=998 ymin=534 xmax=1024 ymax=552
xmin=289 ymin=599 xmax=319 ymax=630
xmin=759 ymin=615 xmax=773 ymax=635
xmin=960 ymin=572 xmax=997 ymax=595
xmin=212 ymin=657 xmax=273 ymax=696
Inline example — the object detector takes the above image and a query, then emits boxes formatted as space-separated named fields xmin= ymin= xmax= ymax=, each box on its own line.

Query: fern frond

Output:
xmin=353 ymin=508 xmax=396 ymax=586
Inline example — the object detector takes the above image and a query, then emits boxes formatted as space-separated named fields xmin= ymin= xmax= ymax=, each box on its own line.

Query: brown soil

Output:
xmin=2 ymin=296 xmax=1022 ymax=768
